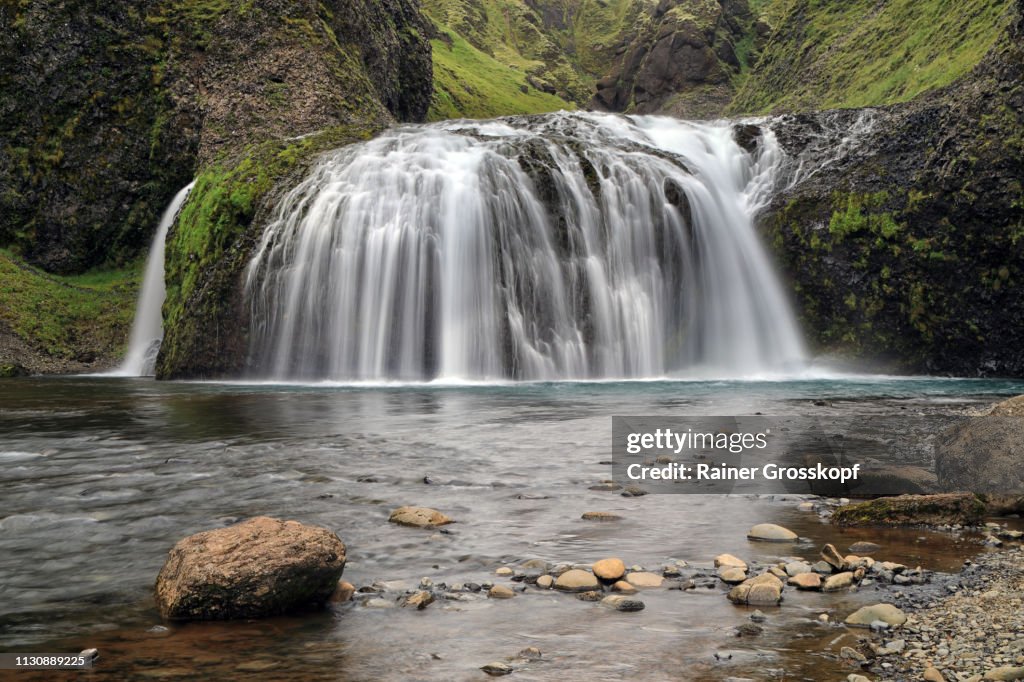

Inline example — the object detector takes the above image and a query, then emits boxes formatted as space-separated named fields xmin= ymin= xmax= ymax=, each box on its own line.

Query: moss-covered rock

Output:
xmin=831 ymin=493 xmax=987 ymax=528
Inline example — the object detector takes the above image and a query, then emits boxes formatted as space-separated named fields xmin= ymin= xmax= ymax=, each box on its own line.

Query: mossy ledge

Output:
xmin=831 ymin=493 xmax=988 ymax=528
xmin=157 ymin=125 xmax=382 ymax=380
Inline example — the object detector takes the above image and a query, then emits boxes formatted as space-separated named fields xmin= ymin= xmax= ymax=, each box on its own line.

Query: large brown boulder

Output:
xmin=155 ymin=517 xmax=346 ymax=620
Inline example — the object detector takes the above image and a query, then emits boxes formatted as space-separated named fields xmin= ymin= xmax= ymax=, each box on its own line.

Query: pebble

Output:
xmin=388 ymin=506 xmax=454 ymax=528
xmin=488 ymin=585 xmax=515 ymax=599
xmin=923 ymin=666 xmax=945 ymax=682
xmin=750 ymin=610 xmax=767 ymax=622
xmin=746 ymin=523 xmax=798 ymax=542
xmin=714 ymin=553 xmax=748 ymax=570
xmin=718 ymin=566 xmax=748 ymax=584
xmin=593 ymin=557 xmax=626 ymax=582
xmin=849 ymin=541 xmax=881 ymax=554
xmin=402 ymin=591 xmax=435 ymax=609
xmin=822 ymin=571 xmax=855 ymax=592
xmin=601 ymin=594 xmax=645 ymax=612
xmin=481 ymin=661 xmax=513 ymax=676
xmin=496 ymin=567 xmax=513 ymax=576
xmin=788 ymin=573 xmax=821 ymax=590
xmin=581 ymin=511 xmax=621 ymax=520
xmin=536 ymin=575 xmax=554 ymax=589
xmin=625 ymin=571 xmax=663 ymax=588
xmin=845 ymin=603 xmax=907 ymax=627
xmin=611 ymin=580 xmax=637 ymax=594
xmin=517 ymin=647 xmax=542 ymax=661
xmin=554 ymin=569 xmax=599 ymax=592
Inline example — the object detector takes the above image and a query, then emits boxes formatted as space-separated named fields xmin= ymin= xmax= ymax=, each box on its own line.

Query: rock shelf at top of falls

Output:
xmin=241 ymin=111 xmax=806 ymax=383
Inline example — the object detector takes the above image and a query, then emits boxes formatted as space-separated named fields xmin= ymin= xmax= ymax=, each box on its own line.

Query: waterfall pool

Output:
xmin=2 ymin=375 xmax=1021 ymax=679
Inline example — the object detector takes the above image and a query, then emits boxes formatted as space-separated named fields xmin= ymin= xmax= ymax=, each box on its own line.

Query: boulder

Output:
xmin=593 ymin=558 xmax=626 ymax=582
xmin=936 ymin=413 xmax=1024 ymax=495
xmin=155 ymin=517 xmax=346 ymax=620
xmin=746 ymin=523 xmax=798 ymax=542
xmin=831 ymin=493 xmax=986 ymax=527
xmin=554 ymin=569 xmax=599 ymax=592
xmin=990 ymin=395 xmax=1024 ymax=416
xmin=487 ymin=585 xmax=515 ymax=599
xmin=845 ymin=603 xmax=907 ymax=627
xmin=388 ymin=506 xmax=454 ymax=528
xmin=784 ymin=561 xmax=812 ymax=576
xmin=611 ymin=580 xmax=637 ymax=594
xmin=984 ymin=666 xmax=1024 ymax=680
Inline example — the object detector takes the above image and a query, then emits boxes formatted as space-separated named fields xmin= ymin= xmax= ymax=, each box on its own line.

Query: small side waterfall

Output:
xmin=115 ymin=182 xmax=194 ymax=377
xmin=245 ymin=112 xmax=806 ymax=382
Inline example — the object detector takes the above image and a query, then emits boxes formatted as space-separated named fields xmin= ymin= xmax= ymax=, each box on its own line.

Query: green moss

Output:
xmin=0 ymin=248 xmax=140 ymax=359
xmin=158 ymin=124 xmax=381 ymax=376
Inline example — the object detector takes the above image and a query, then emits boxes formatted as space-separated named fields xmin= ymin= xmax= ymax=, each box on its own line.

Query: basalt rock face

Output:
xmin=0 ymin=0 xmax=433 ymax=275
xmin=592 ymin=0 xmax=762 ymax=117
xmin=760 ymin=1 xmax=1024 ymax=376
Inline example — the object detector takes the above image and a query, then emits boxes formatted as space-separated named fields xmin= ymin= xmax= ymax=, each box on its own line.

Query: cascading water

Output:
xmin=245 ymin=112 xmax=806 ymax=382
xmin=115 ymin=182 xmax=194 ymax=377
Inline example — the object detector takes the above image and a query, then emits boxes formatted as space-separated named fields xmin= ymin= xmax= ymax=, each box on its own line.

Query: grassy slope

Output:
xmin=429 ymin=29 xmax=571 ymax=119
xmin=422 ymin=0 xmax=649 ymax=119
xmin=0 ymin=249 xmax=139 ymax=364
xmin=731 ymin=0 xmax=1014 ymax=113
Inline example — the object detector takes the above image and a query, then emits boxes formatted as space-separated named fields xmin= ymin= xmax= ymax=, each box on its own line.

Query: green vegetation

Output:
xmin=429 ymin=30 xmax=571 ymax=119
xmin=158 ymin=123 xmax=382 ymax=376
xmin=0 ymin=249 xmax=140 ymax=360
xmin=421 ymin=0 xmax=650 ymax=119
xmin=732 ymin=0 xmax=1014 ymax=113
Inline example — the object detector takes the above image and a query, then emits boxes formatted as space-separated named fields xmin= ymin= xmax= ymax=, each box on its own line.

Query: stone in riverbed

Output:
xmin=155 ymin=516 xmax=346 ymax=620
xmin=611 ymin=580 xmax=637 ymax=594
xmin=581 ymin=511 xmax=621 ymax=521
xmin=746 ymin=523 xmax=798 ymax=542
xmin=784 ymin=561 xmax=811 ymax=576
xmin=923 ymin=666 xmax=945 ymax=682
xmin=727 ymin=573 xmax=783 ymax=606
xmin=535 ymin=575 xmax=554 ymax=589
xmin=822 ymin=571 xmax=854 ymax=592
xmin=984 ymin=667 xmax=1024 ymax=681
xmin=329 ymin=580 xmax=355 ymax=603
xmin=848 ymin=541 xmax=881 ymax=554
xmin=488 ymin=585 xmax=515 ymax=599
xmin=495 ymin=567 xmax=513 ymax=576
xmin=554 ymin=569 xmax=599 ymax=592
xmin=402 ymin=591 xmax=435 ymax=609
xmin=481 ymin=661 xmax=513 ymax=676
xmin=820 ymin=543 xmax=845 ymax=570
xmin=718 ymin=566 xmax=747 ymax=584
xmin=844 ymin=603 xmax=907 ymax=627
xmin=714 ymin=553 xmax=747 ymax=570
xmin=625 ymin=571 xmax=663 ymax=588
xmin=576 ymin=590 xmax=603 ymax=601
xmin=388 ymin=506 xmax=454 ymax=528
xmin=593 ymin=558 xmax=626 ymax=582
xmin=787 ymin=573 xmax=821 ymax=590
xmin=602 ymin=595 xmax=645 ymax=612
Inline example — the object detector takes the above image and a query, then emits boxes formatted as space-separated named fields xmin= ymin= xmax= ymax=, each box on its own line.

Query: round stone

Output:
xmin=593 ymin=557 xmax=627 ymax=582
xmin=554 ymin=569 xmax=599 ymax=592
xmin=746 ymin=523 xmax=798 ymax=542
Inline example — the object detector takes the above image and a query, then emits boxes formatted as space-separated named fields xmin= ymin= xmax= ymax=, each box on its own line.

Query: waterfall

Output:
xmin=115 ymin=182 xmax=194 ymax=377
xmin=245 ymin=112 xmax=806 ymax=382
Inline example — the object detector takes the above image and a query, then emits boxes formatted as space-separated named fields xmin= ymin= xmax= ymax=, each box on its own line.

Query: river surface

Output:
xmin=1 ymin=375 xmax=1022 ymax=681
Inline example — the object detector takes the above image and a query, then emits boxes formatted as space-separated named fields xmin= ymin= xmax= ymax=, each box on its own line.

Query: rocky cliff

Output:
xmin=0 ymin=0 xmax=432 ymax=373
xmin=760 ymin=0 xmax=1024 ymax=375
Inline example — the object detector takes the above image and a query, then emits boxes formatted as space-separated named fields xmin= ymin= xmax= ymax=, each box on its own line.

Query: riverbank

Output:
xmin=851 ymin=544 xmax=1024 ymax=682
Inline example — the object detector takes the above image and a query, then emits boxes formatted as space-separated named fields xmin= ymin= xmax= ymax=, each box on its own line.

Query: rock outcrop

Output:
xmin=155 ymin=517 xmax=347 ymax=620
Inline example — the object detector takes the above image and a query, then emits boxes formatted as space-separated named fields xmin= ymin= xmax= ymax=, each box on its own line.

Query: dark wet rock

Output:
xmin=155 ymin=517 xmax=346 ymax=620
xmin=936 ymin=416 xmax=1024 ymax=496
xmin=481 ymin=661 xmax=513 ymax=676
xmin=601 ymin=594 xmax=645 ymax=612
